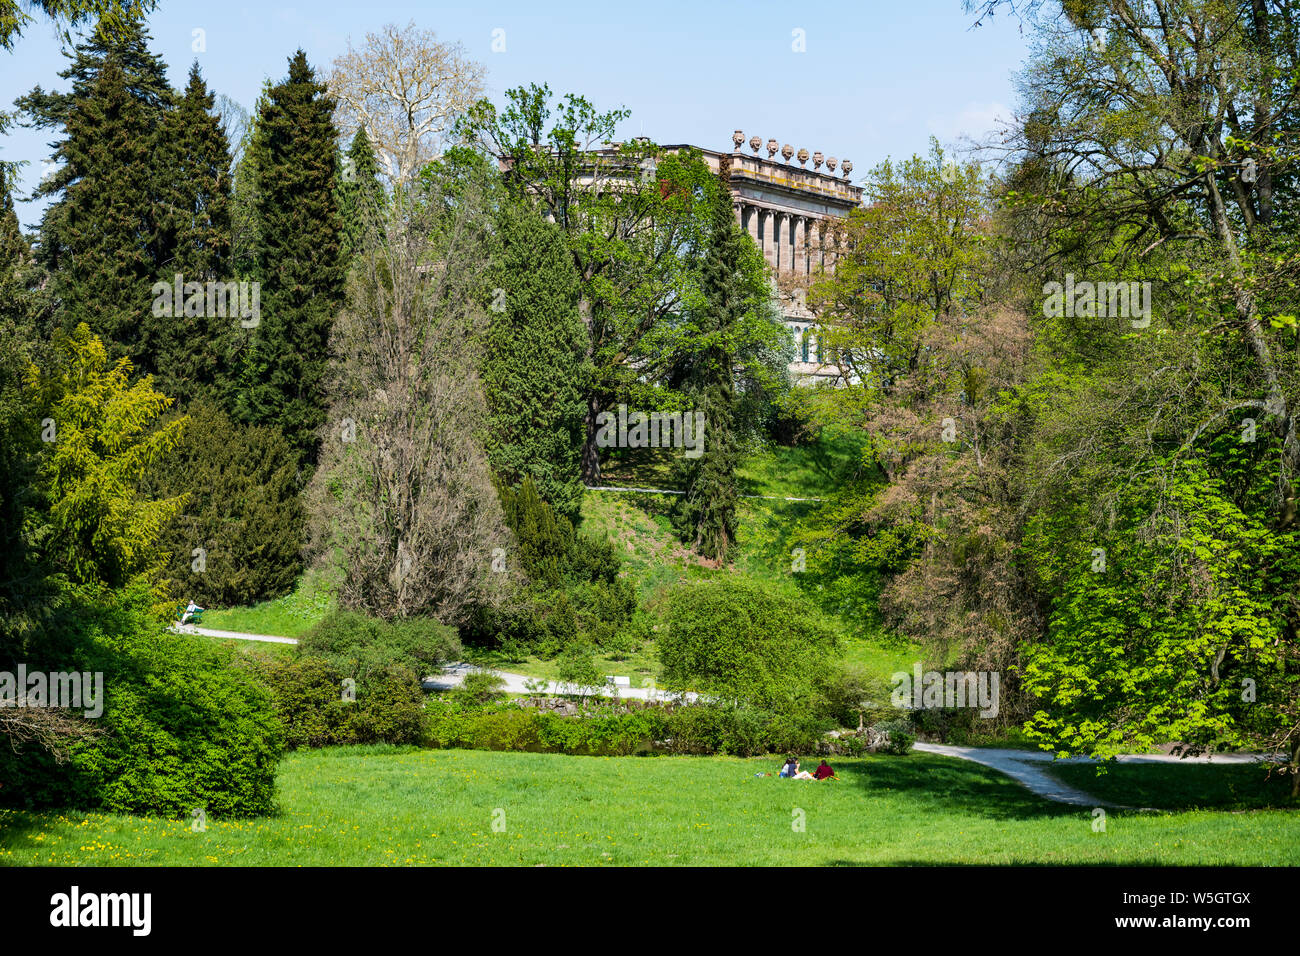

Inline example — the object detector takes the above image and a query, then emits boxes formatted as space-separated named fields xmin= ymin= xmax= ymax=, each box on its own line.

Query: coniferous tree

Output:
xmin=483 ymin=204 xmax=588 ymax=523
xmin=19 ymin=17 xmax=171 ymax=365
xmin=231 ymin=50 xmax=344 ymax=462
xmin=151 ymin=62 xmax=234 ymax=401
xmin=674 ymin=174 xmax=741 ymax=563
xmin=19 ymin=19 xmax=170 ymax=369
xmin=337 ymin=126 xmax=385 ymax=264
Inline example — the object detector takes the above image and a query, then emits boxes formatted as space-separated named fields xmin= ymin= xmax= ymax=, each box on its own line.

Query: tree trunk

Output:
xmin=581 ymin=393 xmax=602 ymax=483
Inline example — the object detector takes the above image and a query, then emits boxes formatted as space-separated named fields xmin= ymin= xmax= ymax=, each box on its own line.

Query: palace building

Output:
xmin=568 ymin=131 xmax=863 ymax=383
xmin=702 ymin=131 xmax=861 ymax=383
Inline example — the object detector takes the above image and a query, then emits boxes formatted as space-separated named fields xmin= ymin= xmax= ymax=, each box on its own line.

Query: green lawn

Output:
xmin=2 ymin=747 xmax=1297 ymax=866
xmin=1047 ymin=761 xmax=1299 ymax=811
xmin=199 ymin=568 xmax=337 ymax=637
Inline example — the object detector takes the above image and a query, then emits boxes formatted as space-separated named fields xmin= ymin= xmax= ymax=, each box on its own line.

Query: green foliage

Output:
xmin=672 ymin=173 xmax=743 ymax=562
xmin=231 ymin=50 xmax=344 ymax=461
xmin=336 ymin=126 xmax=385 ymax=264
xmin=298 ymin=608 xmax=461 ymax=687
xmin=1020 ymin=458 xmax=1300 ymax=761
xmin=151 ymin=62 xmax=234 ymax=401
xmin=555 ymin=645 xmax=602 ymax=692
xmin=450 ymin=670 xmax=506 ymax=705
xmin=26 ymin=324 xmax=185 ymax=590
xmin=473 ymin=475 xmax=636 ymax=659
xmin=20 ymin=17 xmax=171 ymax=366
xmin=482 ymin=204 xmax=588 ymax=523
xmin=423 ymin=699 xmax=828 ymax=757
xmin=0 ymin=583 xmax=283 ymax=816
xmin=876 ymin=718 xmax=916 ymax=756
xmin=253 ymin=654 xmax=425 ymax=749
xmin=659 ymin=578 xmax=840 ymax=711
xmin=0 ymin=2 xmax=156 ymax=52
xmin=142 ymin=399 xmax=303 ymax=607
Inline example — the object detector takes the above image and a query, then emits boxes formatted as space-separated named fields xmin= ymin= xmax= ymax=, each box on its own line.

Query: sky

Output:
xmin=0 ymin=0 xmax=1034 ymax=231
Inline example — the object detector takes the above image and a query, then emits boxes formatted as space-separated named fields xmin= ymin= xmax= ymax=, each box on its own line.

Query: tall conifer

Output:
xmin=674 ymin=175 xmax=741 ymax=563
xmin=152 ymin=62 xmax=233 ymax=400
xmin=231 ymin=50 xmax=344 ymax=462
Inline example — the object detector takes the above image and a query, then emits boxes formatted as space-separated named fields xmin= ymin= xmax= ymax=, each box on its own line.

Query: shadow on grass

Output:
xmin=827 ymin=756 xmax=1088 ymax=822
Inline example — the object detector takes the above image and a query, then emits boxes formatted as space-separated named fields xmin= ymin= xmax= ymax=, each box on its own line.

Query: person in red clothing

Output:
xmin=812 ymin=759 xmax=836 ymax=780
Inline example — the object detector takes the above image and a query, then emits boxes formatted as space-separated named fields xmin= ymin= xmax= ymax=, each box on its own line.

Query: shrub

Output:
xmin=556 ymin=646 xmax=604 ymax=696
xmin=877 ymin=718 xmax=916 ymax=756
xmin=299 ymin=609 xmax=460 ymax=685
xmin=253 ymin=654 xmax=427 ymax=748
xmin=469 ymin=477 xmax=636 ymax=660
xmin=143 ymin=399 xmax=304 ymax=607
xmin=421 ymin=699 xmax=827 ymax=757
xmin=0 ymin=584 xmax=283 ymax=817
xmin=659 ymin=578 xmax=840 ymax=711
xmin=451 ymin=670 xmax=506 ymax=705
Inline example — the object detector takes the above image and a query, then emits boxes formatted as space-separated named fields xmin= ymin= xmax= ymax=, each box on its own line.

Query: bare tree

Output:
xmin=327 ymin=21 xmax=486 ymax=187
xmin=0 ymin=696 xmax=102 ymax=765
xmin=306 ymin=162 xmax=512 ymax=624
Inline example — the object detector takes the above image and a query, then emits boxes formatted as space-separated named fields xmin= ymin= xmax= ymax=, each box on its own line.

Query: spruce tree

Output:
xmin=483 ymin=204 xmax=588 ymax=523
xmin=18 ymin=16 xmax=171 ymax=366
xmin=231 ymin=50 xmax=344 ymax=462
xmin=674 ymin=175 xmax=741 ymax=563
xmin=152 ymin=61 xmax=233 ymax=401
xmin=337 ymin=126 xmax=385 ymax=264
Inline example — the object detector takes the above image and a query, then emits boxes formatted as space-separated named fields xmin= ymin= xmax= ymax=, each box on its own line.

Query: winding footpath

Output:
xmin=914 ymin=742 xmax=1277 ymax=808
xmin=180 ymin=623 xmax=1274 ymax=807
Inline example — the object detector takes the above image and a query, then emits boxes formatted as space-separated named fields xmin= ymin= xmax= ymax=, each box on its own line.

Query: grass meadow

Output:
xmin=3 ymin=747 xmax=1297 ymax=867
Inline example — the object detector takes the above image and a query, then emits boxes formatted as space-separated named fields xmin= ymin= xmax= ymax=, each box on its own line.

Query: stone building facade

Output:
xmin=569 ymin=132 xmax=863 ymax=382
xmin=697 ymin=131 xmax=862 ymax=382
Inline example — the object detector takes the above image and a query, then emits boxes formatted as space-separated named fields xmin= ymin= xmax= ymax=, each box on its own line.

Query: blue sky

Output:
xmin=1 ymin=0 xmax=1032 ymax=229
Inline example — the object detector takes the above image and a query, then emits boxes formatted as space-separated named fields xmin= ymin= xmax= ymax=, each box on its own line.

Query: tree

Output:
xmin=459 ymin=84 xmax=723 ymax=481
xmin=26 ymin=323 xmax=186 ymax=590
xmin=141 ymin=399 xmax=303 ymax=607
xmin=327 ymin=21 xmax=485 ymax=188
xmin=306 ymin=159 xmax=510 ymax=624
xmin=231 ymin=50 xmax=345 ymax=462
xmin=152 ymin=61 xmax=234 ymax=401
xmin=673 ymin=174 xmax=745 ymax=563
xmin=19 ymin=16 xmax=171 ymax=367
xmin=483 ymin=203 xmax=588 ymax=523
xmin=659 ymin=579 xmax=840 ymax=711
xmin=0 ymin=0 xmax=154 ymax=51
xmin=337 ymin=126 xmax=386 ymax=264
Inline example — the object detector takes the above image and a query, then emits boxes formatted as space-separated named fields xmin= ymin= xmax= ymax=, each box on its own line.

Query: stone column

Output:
xmin=761 ymin=209 xmax=774 ymax=268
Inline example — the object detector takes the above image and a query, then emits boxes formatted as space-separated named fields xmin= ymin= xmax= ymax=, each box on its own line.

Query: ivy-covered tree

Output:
xmin=483 ymin=202 xmax=588 ymax=523
xmin=231 ymin=50 xmax=344 ymax=462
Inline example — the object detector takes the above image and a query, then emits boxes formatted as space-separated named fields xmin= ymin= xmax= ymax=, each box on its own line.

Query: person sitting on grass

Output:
xmin=780 ymin=757 xmax=817 ymax=780
xmin=812 ymin=759 xmax=836 ymax=780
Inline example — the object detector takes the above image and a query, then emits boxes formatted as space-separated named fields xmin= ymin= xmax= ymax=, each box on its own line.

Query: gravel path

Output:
xmin=913 ymin=742 xmax=1276 ymax=808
